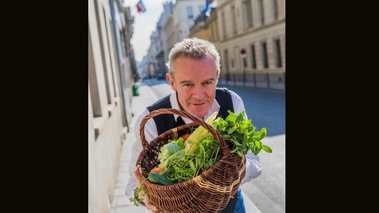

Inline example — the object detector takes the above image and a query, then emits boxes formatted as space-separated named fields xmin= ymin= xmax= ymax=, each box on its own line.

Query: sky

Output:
xmin=123 ymin=0 xmax=173 ymax=62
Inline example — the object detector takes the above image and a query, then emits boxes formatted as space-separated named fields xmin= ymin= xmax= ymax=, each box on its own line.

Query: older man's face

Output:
xmin=166 ymin=56 xmax=219 ymax=119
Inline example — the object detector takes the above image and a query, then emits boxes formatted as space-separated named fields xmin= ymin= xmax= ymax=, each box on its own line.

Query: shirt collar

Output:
xmin=169 ymin=92 xmax=220 ymax=123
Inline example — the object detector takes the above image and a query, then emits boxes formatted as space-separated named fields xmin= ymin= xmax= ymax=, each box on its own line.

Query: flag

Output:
xmin=204 ymin=0 xmax=213 ymax=16
xmin=204 ymin=0 xmax=210 ymax=17
xmin=136 ymin=0 xmax=146 ymax=13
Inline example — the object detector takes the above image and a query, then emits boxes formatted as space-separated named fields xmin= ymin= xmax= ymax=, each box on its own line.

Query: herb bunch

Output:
xmin=212 ymin=110 xmax=272 ymax=156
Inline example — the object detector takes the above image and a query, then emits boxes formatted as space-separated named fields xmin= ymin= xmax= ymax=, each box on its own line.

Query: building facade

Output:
xmin=138 ymin=0 xmax=206 ymax=79
xmin=217 ymin=0 xmax=285 ymax=85
xmin=141 ymin=0 xmax=285 ymax=90
xmin=189 ymin=4 xmax=220 ymax=52
xmin=88 ymin=0 xmax=135 ymax=212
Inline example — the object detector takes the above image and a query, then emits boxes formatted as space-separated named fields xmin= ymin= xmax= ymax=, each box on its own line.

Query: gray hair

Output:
xmin=166 ymin=37 xmax=220 ymax=75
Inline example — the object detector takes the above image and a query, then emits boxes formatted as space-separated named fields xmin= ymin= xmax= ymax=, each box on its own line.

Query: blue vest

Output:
xmin=147 ymin=88 xmax=234 ymax=135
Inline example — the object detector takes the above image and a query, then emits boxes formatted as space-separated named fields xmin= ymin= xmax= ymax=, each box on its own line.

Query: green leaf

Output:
xmin=262 ymin=144 xmax=273 ymax=153
xmin=227 ymin=124 xmax=238 ymax=134
xmin=189 ymin=160 xmax=196 ymax=171
xmin=253 ymin=127 xmax=267 ymax=140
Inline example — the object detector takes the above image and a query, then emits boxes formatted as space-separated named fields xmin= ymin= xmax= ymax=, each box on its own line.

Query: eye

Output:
xmin=182 ymin=83 xmax=194 ymax=87
xmin=203 ymin=80 xmax=214 ymax=85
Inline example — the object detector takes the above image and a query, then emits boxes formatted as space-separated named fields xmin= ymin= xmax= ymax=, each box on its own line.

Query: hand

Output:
xmin=134 ymin=169 xmax=159 ymax=212
xmin=143 ymin=194 xmax=159 ymax=212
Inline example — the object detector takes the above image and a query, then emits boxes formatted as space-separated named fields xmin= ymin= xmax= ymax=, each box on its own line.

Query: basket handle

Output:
xmin=139 ymin=108 xmax=230 ymax=156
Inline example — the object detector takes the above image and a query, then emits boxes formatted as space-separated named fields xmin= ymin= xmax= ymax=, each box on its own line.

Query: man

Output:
xmin=126 ymin=38 xmax=261 ymax=212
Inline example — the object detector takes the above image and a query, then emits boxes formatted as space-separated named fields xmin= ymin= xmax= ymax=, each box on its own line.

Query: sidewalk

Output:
xmin=110 ymin=84 xmax=262 ymax=213
xmin=217 ymin=80 xmax=285 ymax=91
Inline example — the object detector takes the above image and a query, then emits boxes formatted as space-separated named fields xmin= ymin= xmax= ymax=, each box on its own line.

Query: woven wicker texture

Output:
xmin=135 ymin=108 xmax=246 ymax=213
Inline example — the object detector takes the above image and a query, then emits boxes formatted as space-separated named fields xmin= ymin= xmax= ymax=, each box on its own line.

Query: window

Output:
xmin=259 ymin=0 xmax=265 ymax=25
xmin=89 ymin=28 xmax=102 ymax=118
xmin=221 ymin=12 xmax=227 ymax=39
xmin=243 ymin=0 xmax=253 ymax=28
xmin=187 ymin=6 xmax=193 ymax=19
xmin=224 ymin=49 xmax=230 ymax=72
xmin=119 ymin=31 xmax=126 ymax=57
xmin=273 ymin=0 xmax=279 ymax=20
xmin=223 ymin=49 xmax=230 ymax=80
xmin=275 ymin=39 xmax=282 ymax=67
xmin=101 ymin=7 xmax=111 ymax=104
xmin=231 ymin=6 xmax=237 ymax=34
xmin=262 ymin=42 xmax=268 ymax=68
xmin=250 ymin=45 xmax=257 ymax=69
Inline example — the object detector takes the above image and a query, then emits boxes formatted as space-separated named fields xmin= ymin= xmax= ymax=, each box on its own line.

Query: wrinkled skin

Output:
xmin=166 ymin=56 xmax=219 ymax=119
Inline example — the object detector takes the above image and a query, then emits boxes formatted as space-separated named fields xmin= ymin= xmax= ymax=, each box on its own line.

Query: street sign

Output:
xmin=240 ymin=48 xmax=246 ymax=58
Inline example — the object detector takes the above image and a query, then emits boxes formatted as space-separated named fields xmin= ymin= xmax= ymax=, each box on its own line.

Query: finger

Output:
xmin=146 ymin=203 xmax=159 ymax=212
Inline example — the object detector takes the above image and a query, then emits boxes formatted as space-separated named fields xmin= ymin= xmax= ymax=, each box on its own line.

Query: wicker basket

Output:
xmin=135 ymin=108 xmax=246 ymax=213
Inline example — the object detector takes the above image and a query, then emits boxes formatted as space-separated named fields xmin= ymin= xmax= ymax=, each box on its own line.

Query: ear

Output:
xmin=166 ymin=73 xmax=177 ymax=91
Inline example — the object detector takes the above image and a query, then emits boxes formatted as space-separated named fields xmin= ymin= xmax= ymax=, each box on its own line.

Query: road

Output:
xmin=144 ymin=78 xmax=285 ymax=212
xmin=224 ymin=86 xmax=285 ymax=213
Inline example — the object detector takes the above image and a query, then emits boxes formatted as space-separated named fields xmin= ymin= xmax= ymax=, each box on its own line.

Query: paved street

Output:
xmin=220 ymin=86 xmax=285 ymax=212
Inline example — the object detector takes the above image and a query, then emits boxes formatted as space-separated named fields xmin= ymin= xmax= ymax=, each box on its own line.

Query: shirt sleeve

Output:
xmin=229 ymin=90 xmax=262 ymax=183
xmin=241 ymin=152 xmax=262 ymax=185
xmin=125 ymin=109 xmax=158 ymax=196
xmin=229 ymin=90 xmax=247 ymax=119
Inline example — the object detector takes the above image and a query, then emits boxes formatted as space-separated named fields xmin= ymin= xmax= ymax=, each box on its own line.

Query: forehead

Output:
xmin=173 ymin=57 xmax=218 ymax=78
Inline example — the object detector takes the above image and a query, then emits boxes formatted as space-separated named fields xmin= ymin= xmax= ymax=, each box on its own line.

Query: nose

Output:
xmin=192 ymin=85 xmax=205 ymax=99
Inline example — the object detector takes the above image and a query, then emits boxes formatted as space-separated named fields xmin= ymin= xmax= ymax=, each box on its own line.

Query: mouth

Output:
xmin=192 ymin=102 xmax=205 ymax=106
